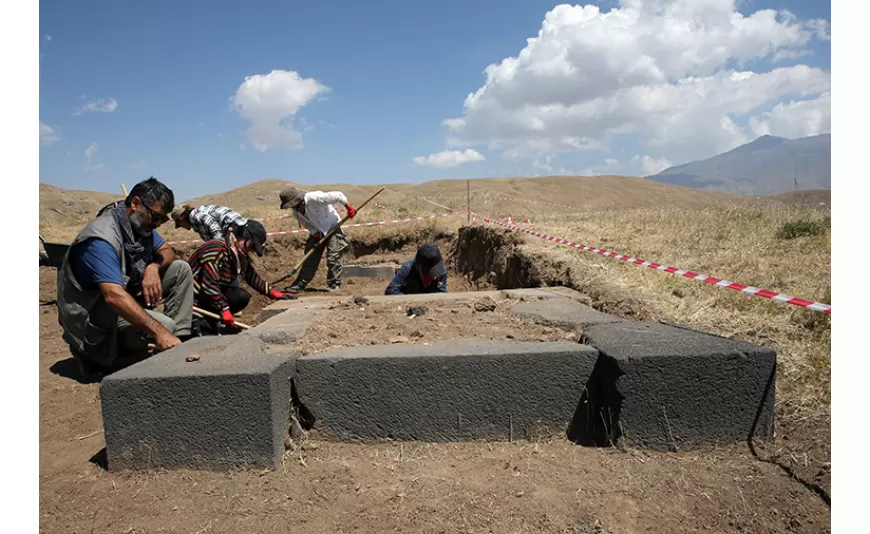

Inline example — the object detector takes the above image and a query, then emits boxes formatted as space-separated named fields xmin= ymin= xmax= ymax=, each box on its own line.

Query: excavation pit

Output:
xmin=342 ymin=263 xmax=399 ymax=279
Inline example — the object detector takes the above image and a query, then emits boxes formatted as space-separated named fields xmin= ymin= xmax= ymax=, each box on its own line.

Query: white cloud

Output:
xmin=83 ymin=164 xmax=107 ymax=172
xmin=129 ymin=161 xmax=146 ymax=170
xmin=240 ymin=144 xmax=247 ymax=150
xmin=85 ymin=142 xmax=98 ymax=163
xmin=412 ymin=149 xmax=486 ymax=168
xmin=230 ymin=69 xmax=330 ymax=152
xmin=807 ymin=18 xmax=831 ymax=40
xmin=45 ymin=34 xmax=52 ymax=41
xmin=442 ymin=0 xmax=830 ymax=164
xmin=532 ymin=157 xmax=553 ymax=172
xmin=298 ymin=117 xmax=315 ymax=133
xmin=748 ymin=91 xmax=831 ymax=138
xmin=636 ymin=154 xmax=673 ymax=175
xmin=772 ymin=48 xmax=810 ymax=62
xmin=40 ymin=121 xmax=61 ymax=146
xmin=73 ymin=97 xmax=118 ymax=116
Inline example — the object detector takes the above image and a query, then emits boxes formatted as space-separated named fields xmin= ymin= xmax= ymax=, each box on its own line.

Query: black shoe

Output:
xmin=76 ymin=357 xmax=106 ymax=382
xmin=192 ymin=316 xmax=219 ymax=337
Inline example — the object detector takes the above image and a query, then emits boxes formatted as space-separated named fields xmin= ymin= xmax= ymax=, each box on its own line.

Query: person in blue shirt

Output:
xmin=385 ymin=243 xmax=448 ymax=295
xmin=57 ymin=177 xmax=195 ymax=378
xmin=71 ymin=223 xmax=168 ymax=292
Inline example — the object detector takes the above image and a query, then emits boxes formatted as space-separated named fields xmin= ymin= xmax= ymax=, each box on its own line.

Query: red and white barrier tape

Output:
xmin=473 ymin=214 xmax=831 ymax=315
xmin=167 ymin=211 xmax=465 ymax=245
xmin=251 ymin=213 xmax=294 ymax=222
xmin=250 ymin=203 xmax=391 ymax=222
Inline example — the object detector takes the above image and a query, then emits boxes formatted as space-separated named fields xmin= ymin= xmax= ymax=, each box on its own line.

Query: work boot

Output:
xmin=75 ymin=355 xmax=106 ymax=382
xmin=192 ymin=315 xmax=219 ymax=337
xmin=327 ymin=284 xmax=341 ymax=293
xmin=284 ymin=284 xmax=305 ymax=294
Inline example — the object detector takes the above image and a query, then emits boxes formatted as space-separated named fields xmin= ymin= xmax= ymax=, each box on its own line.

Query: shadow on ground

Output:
xmin=50 ymin=353 xmax=154 ymax=385
xmin=89 ymin=448 xmax=108 ymax=471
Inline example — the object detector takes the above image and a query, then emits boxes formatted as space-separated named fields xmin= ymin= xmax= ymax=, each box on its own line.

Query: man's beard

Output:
xmin=130 ymin=210 xmax=152 ymax=237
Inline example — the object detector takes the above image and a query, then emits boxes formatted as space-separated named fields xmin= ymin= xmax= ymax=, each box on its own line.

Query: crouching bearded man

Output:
xmin=57 ymin=177 xmax=195 ymax=378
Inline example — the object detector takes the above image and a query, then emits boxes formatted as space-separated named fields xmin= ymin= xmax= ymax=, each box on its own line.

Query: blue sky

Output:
xmin=39 ymin=0 xmax=831 ymax=201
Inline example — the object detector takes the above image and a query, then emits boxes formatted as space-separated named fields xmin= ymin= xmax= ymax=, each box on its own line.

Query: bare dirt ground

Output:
xmin=39 ymin=259 xmax=830 ymax=533
xmin=295 ymin=297 xmax=575 ymax=355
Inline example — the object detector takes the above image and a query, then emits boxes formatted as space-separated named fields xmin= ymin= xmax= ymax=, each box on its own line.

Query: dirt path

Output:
xmin=38 ymin=265 xmax=830 ymax=534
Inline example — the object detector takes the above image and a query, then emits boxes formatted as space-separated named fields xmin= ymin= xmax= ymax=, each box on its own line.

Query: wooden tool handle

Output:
xmin=192 ymin=306 xmax=252 ymax=329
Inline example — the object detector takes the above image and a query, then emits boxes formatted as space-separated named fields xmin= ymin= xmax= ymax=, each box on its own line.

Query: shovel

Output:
xmin=271 ymin=187 xmax=385 ymax=286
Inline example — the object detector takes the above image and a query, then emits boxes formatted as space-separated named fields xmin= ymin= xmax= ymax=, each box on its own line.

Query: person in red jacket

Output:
xmin=187 ymin=220 xmax=294 ymax=334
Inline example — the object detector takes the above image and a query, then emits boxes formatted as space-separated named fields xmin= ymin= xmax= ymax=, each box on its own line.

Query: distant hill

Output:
xmin=181 ymin=179 xmax=412 ymax=213
xmin=181 ymin=174 xmax=739 ymax=213
xmin=651 ymin=134 xmax=831 ymax=195
xmin=39 ymin=175 xmax=746 ymax=242
xmin=39 ymin=183 xmax=121 ymax=224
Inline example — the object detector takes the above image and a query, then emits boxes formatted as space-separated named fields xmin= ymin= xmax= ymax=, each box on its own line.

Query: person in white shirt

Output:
xmin=278 ymin=186 xmax=357 ymax=293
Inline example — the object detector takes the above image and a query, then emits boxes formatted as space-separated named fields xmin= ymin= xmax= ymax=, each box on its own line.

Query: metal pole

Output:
xmin=467 ymin=180 xmax=470 ymax=224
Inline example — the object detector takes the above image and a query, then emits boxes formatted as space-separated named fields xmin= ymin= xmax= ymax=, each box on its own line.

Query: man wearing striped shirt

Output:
xmin=187 ymin=220 xmax=294 ymax=333
xmin=171 ymin=204 xmax=249 ymax=242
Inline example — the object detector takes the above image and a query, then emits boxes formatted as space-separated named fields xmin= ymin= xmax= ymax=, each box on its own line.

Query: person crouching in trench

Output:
xmin=187 ymin=220 xmax=295 ymax=335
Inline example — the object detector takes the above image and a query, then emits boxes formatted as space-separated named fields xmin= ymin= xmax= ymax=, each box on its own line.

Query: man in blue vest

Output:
xmin=57 ymin=177 xmax=195 ymax=378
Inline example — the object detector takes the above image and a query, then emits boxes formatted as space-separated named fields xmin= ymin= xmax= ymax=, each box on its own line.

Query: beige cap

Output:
xmin=279 ymin=185 xmax=306 ymax=209
xmin=170 ymin=205 xmax=193 ymax=228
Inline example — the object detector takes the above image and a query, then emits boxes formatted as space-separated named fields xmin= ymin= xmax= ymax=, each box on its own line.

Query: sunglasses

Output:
xmin=142 ymin=202 xmax=169 ymax=225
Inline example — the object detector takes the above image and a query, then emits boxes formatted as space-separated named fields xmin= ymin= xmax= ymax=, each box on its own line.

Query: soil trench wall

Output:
xmin=451 ymin=225 xmax=576 ymax=290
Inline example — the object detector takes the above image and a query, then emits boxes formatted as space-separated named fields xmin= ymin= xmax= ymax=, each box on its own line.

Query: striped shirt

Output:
xmin=189 ymin=205 xmax=249 ymax=242
xmin=188 ymin=239 xmax=271 ymax=312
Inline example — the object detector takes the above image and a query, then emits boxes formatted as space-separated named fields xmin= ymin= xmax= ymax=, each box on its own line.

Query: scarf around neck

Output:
xmin=98 ymin=200 xmax=154 ymax=289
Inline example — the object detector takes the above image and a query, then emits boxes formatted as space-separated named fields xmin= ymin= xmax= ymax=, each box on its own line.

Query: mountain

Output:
xmin=650 ymin=134 xmax=831 ymax=195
